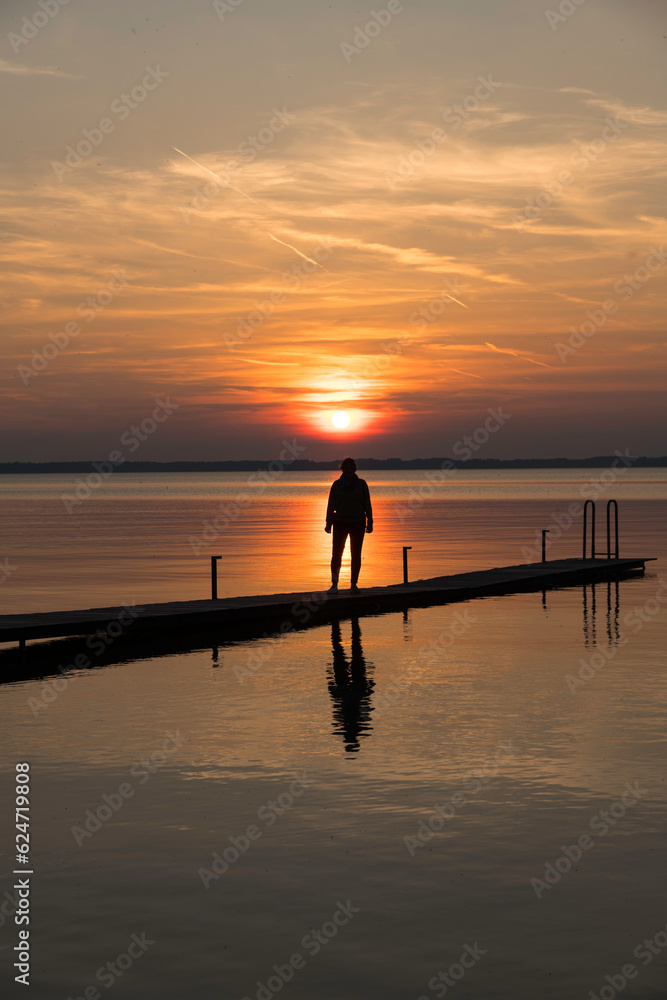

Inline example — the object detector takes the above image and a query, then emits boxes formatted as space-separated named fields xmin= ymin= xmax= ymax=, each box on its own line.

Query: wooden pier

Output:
xmin=0 ymin=557 xmax=654 ymax=653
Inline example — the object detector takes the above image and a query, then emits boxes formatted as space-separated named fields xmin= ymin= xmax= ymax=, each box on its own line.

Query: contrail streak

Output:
xmin=485 ymin=342 xmax=555 ymax=369
xmin=171 ymin=146 xmax=260 ymax=205
xmin=446 ymin=367 xmax=484 ymax=379
xmin=441 ymin=292 xmax=469 ymax=309
xmin=236 ymin=357 xmax=300 ymax=366
xmin=267 ymin=233 xmax=329 ymax=271
xmin=130 ymin=236 xmax=237 ymax=264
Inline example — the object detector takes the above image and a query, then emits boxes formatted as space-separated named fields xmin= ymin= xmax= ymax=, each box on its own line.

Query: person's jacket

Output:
xmin=326 ymin=475 xmax=373 ymax=526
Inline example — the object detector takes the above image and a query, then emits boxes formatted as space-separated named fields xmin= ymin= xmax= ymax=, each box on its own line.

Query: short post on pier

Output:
xmin=403 ymin=546 xmax=412 ymax=585
xmin=210 ymin=555 xmax=222 ymax=600
xmin=542 ymin=530 xmax=549 ymax=563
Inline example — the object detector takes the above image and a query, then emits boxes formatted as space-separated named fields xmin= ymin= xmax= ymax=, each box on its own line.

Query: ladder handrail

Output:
xmin=607 ymin=499 xmax=619 ymax=559
xmin=583 ymin=499 xmax=595 ymax=559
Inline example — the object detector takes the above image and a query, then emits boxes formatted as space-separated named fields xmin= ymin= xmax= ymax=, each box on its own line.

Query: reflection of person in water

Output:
xmin=327 ymin=618 xmax=375 ymax=753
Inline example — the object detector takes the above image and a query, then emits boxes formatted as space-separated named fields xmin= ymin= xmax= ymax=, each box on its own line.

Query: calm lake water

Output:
xmin=1 ymin=470 xmax=666 ymax=999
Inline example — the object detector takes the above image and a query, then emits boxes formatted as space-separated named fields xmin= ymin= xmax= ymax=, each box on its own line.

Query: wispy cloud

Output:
xmin=581 ymin=94 xmax=667 ymax=127
xmin=0 ymin=59 xmax=79 ymax=79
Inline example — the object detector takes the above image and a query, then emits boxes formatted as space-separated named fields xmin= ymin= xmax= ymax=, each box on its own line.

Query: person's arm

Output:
xmin=363 ymin=481 xmax=373 ymax=532
xmin=325 ymin=482 xmax=336 ymax=531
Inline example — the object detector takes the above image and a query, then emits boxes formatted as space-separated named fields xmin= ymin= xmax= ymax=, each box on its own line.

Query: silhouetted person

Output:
xmin=325 ymin=456 xmax=373 ymax=593
xmin=327 ymin=619 xmax=374 ymax=752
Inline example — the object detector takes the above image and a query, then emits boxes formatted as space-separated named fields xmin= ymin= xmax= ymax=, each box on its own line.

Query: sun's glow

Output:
xmin=332 ymin=411 xmax=351 ymax=429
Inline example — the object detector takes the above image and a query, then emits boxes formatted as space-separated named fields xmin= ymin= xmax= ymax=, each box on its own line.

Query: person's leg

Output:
xmin=349 ymin=522 xmax=365 ymax=587
xmin=331 ymin=523 xmax=348 ymax=586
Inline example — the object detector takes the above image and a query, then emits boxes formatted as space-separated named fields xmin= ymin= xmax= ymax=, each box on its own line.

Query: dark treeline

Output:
xmin=1 ymin=456 xmax=666 ymax=473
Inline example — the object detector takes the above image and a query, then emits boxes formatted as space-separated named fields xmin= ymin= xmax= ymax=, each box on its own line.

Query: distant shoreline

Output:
xmin=1 ymin=456 xmax=666 ymax=473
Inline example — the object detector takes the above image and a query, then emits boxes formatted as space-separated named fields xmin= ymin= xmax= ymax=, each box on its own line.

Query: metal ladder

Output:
xmin=582 ymin=499 xmax=619 ymax=560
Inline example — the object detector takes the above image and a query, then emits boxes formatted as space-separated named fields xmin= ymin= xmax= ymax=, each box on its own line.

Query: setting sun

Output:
xmin=332 ymin=411 xmax=351 ymax=429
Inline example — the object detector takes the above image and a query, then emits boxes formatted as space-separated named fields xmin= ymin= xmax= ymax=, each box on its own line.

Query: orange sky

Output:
xmin=2 ymin=0 xmax=666 ymax=460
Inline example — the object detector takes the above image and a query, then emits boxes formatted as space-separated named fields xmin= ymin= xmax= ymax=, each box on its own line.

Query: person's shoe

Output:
xmin=349 ymin=584 xmax=360 ymax=594
xmin=328 ymin=583 xmax=338 ymax=593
